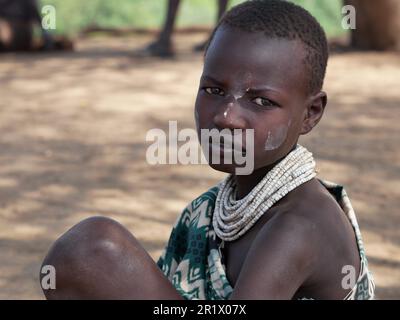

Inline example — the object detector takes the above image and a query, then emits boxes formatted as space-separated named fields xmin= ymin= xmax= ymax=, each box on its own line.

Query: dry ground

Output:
xmin=0 ymin=33 xmax=399 ymax=299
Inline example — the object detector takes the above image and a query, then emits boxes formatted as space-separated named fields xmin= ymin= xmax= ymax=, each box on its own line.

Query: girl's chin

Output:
xmin=207 ymin=163 xmax=255 ymax=176
xmin=208 ymin=162 xmax=235 ymax=173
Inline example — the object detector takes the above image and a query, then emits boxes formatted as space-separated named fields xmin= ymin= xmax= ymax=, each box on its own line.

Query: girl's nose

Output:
xmin=213 ymin=98 xmax=247 ymax=130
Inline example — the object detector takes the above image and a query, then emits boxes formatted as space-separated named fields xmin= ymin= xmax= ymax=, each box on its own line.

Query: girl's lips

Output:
xmin=207 ymin=136 xmax=247 ymax=153
xmin=209 ymin=142 xmax=246 ymax=155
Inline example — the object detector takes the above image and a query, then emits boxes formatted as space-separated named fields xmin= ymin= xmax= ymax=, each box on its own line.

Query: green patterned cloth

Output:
xmin=157 ymin=179 xmax=375 ymax=300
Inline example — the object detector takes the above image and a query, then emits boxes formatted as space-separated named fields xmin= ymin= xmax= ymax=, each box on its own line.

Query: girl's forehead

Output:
xmin=203 ymin=28 xmax=309 ymax=95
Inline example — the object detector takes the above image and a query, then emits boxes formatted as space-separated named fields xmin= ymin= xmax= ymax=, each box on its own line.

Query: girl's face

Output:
xmin=195 ymin=25 xmax=317 ymax=174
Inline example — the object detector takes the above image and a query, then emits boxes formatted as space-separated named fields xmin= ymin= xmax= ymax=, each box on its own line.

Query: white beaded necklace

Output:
xmin=212 ymin=144 xmax=316 ymax=242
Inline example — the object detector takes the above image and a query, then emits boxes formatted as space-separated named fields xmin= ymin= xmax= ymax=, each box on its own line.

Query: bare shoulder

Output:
xmin=232 ymin=178 xmax=361 ymax=299
xmin=273 ymin=178 xmax=361 ymax=298
xmin=277 ymin=178 xmax=360 ymax=261
xmin=254 ymin=178 xmax=341 ymax=252
xmin=230 ymin=180 xmax=326 ymax=299
xmin=253 ymin=180 xmax=331 ymax=269
xmin=282 ymin=178 xmax=344 ymax=221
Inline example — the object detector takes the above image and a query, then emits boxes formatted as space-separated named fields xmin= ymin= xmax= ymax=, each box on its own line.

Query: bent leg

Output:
xmin=136 ymin=0 xmax=181 ymax=57
xmin=40 ymin=216 xmax=182 ymax=299
xmin=193 ymin=0 xmax=229 ymax=52
xmin=217 ymin=0 xmax=229 ymax=21
xmin=159 ymin=0 xmax=181 ymax=44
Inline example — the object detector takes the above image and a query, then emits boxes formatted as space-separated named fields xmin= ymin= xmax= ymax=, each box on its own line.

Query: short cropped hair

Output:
xmin=206 ymin=0 xmax=329 ymax=94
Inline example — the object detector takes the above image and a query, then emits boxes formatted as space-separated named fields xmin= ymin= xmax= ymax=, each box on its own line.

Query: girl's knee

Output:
xmin=40 ymin=216 xmax=135 ymax=298
xmin=43 ymin=216 xmax=134 ymax=265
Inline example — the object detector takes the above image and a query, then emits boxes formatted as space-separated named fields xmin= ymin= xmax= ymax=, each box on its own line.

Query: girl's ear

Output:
xmin=300 ymin=91 xmax=327 ymax=135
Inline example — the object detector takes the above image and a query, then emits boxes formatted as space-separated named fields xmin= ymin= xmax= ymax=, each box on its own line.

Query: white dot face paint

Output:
xmin=264 ymin=120 xmax=292 ymax=151
xmin=226 ymin=71 xmax=252 ymax=102
xmin=232 ymin=93 xmax=243 ymax=100
xmin=224 ymin=102 xmax=234 ymax=119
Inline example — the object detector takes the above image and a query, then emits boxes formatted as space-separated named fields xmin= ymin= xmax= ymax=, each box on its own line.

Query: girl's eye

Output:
xmin=252 ymin=97 xmax=277 ymax=107
xmin=204 ymin=87 xmax=225 ymax=96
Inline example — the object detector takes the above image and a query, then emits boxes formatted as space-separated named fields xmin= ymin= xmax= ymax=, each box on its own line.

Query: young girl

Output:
xmin=41 ymin=0 xmax=375 ymax=300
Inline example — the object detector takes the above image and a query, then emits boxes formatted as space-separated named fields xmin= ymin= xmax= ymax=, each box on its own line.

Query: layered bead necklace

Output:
xmin=212 ymin=144 xmax=316 ymax=242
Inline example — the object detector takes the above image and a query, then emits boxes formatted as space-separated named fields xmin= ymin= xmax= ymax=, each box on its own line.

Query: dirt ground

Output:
xmin=0 ymin=33 xmax=399 ymax=299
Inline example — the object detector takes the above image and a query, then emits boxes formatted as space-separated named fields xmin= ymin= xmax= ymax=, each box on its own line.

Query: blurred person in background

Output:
xmin=138 ymin=0 xmax=230 ymax=57
xmin=0 ymin=0 xmax=55 ymax=51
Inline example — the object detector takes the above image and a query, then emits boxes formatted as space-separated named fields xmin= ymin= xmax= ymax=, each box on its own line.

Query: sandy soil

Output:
xmin=0 ymin=33 xmax=399 ymax=299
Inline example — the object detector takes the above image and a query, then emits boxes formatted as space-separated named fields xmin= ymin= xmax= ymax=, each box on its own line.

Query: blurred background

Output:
xmin=0 ymin=0 xmax=399 ymax=299
xmin=38 ymin=0 xmax=346 ymax=36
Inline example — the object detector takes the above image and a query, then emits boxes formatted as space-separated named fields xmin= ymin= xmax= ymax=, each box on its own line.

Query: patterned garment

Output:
xmin=157 ymin=179 xmax=375 ymax=300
